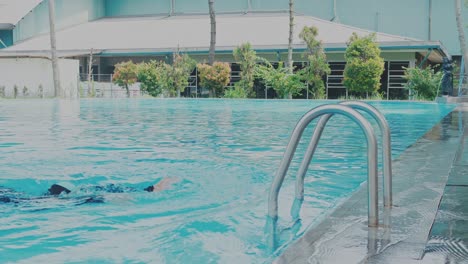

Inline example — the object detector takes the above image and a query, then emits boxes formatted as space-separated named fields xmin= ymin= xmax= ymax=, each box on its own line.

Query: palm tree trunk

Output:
xmin=455 ymin=0 xmax=468 ymax=81
xmin=208 ymin=0 xmax=216 ymax=65
xmin=287 ymin=0 xmax=294 ymax=99
xmin=48 ymin=0 xmax=61 ymax=98
xmin=88 ymin=49 xmax=94 ymax=97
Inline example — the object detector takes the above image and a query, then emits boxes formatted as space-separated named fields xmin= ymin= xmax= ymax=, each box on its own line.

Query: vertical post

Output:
xmin=428 ymin=0 xmax=432 ymax=40
xmin=195 ymin=68 xmax=198 ymax=98
xmin=171 ymin=0 xmax=175 ymax=16
xmin=287 ymin=0 xmax=294 ymax=99
xmin=455 ymin=0 xmax=468 ymax=79
xmin=326 ymin=74 xmax=329 ymax=99
xmin=208 ymin=0 xmax=216 ymax=65
xmin=387 ymin=61 xmax=390 ymax=100
xmin=111 ymin=74 xmax=114 ymax=98
xmin=88 ymin=48 xmax=94 ymax=97
xmin=331 ymin=0 xmax=339 ymax=22
xmin=48 ymin=0 xmax=61 ymax=98
xmin=459 ymin=56 xmax=465 ymax=96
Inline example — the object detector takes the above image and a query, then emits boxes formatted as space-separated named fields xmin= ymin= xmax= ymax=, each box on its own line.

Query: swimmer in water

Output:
xmin=1 ymin=177 xmax=178 ymax=205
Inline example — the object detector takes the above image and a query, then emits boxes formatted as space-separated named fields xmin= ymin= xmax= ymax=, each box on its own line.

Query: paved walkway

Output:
xmin=423 ymin=104 xmax=468 ymax=264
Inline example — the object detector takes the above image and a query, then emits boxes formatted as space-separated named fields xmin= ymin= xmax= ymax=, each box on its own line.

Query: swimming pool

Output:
xmin=0 ymin=99 xmax=455 ymax=263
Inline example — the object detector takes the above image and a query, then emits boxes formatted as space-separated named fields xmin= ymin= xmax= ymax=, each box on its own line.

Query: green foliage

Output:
xmin=113 ymin=61 xmax=138 ymax=98
xmin=299 ymin=26 xmax=321 ymax=54
xmin=0 ymin=86 xmax=5 ymax=98
xmin=338 ymin=92 xmax=384 ymax=100
xmin=88 ymin=83 xmax=96 ymax=98
xmin=224 ymin=82 xmax=248 ymax=98
xmin=136 ymin=54 xmax=196 ymax=98
xmin=79 ymin=83 xmax=85 ymax=98
xmin=137 ymin=60 xmax=167 ymax=97
xmin=452 ymin=63 xmax=460 ymax=89
xmin=87 ymin=81 xmax=95 ymax=98
xmin=198 ymin=62 xmax=231 ymax=97
xmin=298 ymin=26 xmax=331 ymax=99
xmin=343 ymin=33 xmax=384 ymax=95
xmin=255 ymin=61 xmax=305 ymax=99
xmin=233 ymin=43 xmax=257 ymax=97
xmin=403 ymin=66 xmax=442 ymax=100
xmin=169 ymin=54 xmax=196 ymax=97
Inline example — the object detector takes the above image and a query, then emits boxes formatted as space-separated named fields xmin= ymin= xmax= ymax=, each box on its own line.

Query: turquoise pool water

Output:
xmin=0 ymin=99 xmax=455 ymax=263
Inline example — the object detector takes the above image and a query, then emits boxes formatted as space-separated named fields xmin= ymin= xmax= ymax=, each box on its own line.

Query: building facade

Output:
xmin=0 ymin=0 xmax=464 ymax=99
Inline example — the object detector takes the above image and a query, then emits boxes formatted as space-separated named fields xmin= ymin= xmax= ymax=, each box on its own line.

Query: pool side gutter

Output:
xmin=274 ymin=105 xmax=466 ymax=264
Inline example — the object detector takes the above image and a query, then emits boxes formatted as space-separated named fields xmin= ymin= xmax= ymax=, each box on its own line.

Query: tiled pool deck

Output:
xmin=275 ymin=104 xmax=468 ymax=264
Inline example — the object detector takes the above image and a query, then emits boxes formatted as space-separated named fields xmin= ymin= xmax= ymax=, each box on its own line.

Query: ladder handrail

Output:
xmin=267 ymin=105 xmax=379 ymax=235
xmin=294 ymin=101 xmax=393 ymax=209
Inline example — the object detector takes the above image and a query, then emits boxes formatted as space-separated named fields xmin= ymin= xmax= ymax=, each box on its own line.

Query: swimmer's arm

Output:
xmin=144 ymin=177 xmax=179 ymax=192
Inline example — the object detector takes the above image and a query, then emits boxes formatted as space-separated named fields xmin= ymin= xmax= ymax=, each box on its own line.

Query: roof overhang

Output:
xmin=0 ymin=13 xmax=451 ymax=63
xmin=0 ymin=0 xmax=43 ymax=25
xmin=0 ymin=23 xmax=14 ymax=30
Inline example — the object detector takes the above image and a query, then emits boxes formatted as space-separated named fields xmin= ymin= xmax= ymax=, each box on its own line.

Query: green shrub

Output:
xmin=168 ymin=54 xmax=196 ymax=97
xmin=255 ymin=61 xmax=305 ymax=99
xmin=113 ymin=61 xmax=138 ymax=98
xmin=298 ymin=26 xmax=330 ymax=99
xmin=344 ymin=33 xmax=384 ymax=96
xmin=233 ymin=43 xmax=257 ymax=97
xmin=403 ymin=66 xmax=442 ymax=100
xmin=198 ymin=62 xmax=231 ymax=97
xmin=137 ymin=60 xmax=167 ymax=97
xmin=224 ymin=82 xmax=248 ymax=98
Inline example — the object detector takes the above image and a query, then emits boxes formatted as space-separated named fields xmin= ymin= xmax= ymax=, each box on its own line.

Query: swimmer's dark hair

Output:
xmin=144 ymin=185 xmax=154 ymax=192
xmin=48 ymin=184 xmax=71 ymax=196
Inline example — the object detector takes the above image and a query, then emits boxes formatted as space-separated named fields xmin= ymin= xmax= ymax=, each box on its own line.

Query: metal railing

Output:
xmin=266 ymin=102 xmax=393 ymax=251
xmin=294 ymin=101 xmax=393 ymax=208
xmin=79 ymin=74 xmax=113 ymax=83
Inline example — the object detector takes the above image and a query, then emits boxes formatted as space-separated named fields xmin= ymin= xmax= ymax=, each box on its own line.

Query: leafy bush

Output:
xmin=298 ymin=26 xmax=330 ymax=99
xmin=168 ymin=54 xmax=196 ymax=97
xmin=137 ymin=61 xmax=167 ymax=97
xmin=136 ymin=54 xmax=196 ymax=98
xmin=198 ymin=62 xmax=231 ymax=97
xmin=113 ymin=61 xmax=138 ymax=98
xmin=255 ymin=61 xmax=305 ymax=99
xmin=224 ymin=82 xmax=248 ymax=98
xmin=233 ymin=43 xmax=257 ymax=97
xmin=404 ymin=66 xmax=442 ymax=100
xmin=344 ymin=33 xmax=384 ymax=96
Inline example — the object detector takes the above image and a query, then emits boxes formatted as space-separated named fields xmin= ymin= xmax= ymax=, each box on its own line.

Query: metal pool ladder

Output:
xmin=266 ymin=101 xmax=393 ymax=250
